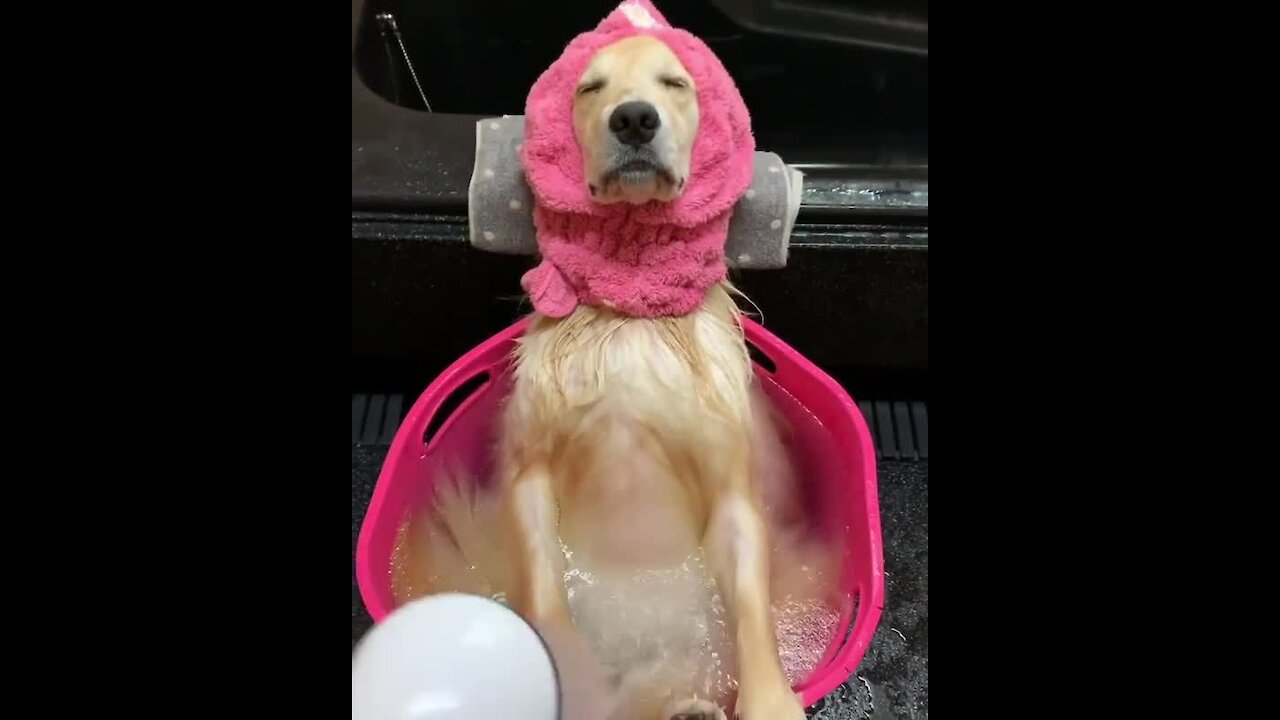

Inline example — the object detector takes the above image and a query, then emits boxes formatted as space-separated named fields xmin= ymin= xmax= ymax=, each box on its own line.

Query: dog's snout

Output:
xmin=609 ymin=101 xmax=660 ymax=146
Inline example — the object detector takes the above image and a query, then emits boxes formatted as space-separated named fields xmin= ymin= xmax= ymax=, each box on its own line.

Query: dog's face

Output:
xmin=573 ymin=35 xmax=699 ymax=205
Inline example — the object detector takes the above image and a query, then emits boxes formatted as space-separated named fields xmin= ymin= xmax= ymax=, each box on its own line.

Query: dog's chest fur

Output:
xmin=501 ymin=285 xmax=752 ymax=563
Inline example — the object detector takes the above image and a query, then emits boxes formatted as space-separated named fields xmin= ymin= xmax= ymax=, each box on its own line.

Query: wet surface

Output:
xmin=351 ymin=443 xmax=382 ymax=649
xmin=351 ymin=447 xmax=928 ymax=719
xmin=806 ymin=461 xmax=928 ymax=719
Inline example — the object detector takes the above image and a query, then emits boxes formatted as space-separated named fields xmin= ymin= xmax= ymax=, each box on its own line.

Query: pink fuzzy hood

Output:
xmin=518 ymin=0 xmax=755 ymax=318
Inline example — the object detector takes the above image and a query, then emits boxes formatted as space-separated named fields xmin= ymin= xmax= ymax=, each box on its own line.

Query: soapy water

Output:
xmin=562 ymin=546 xmax=740 ymax=703
xmin=388 ymin=516 xmax=843 ymax=707
xmin=560 ymin=542 xmax=841 ymax=703
xmin=775 ymin=596 xmax=842 ymax=684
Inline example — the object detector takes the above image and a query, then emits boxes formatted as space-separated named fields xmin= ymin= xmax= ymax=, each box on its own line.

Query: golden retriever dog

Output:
xmin=393 ymin=35 xmax=833 ymax=720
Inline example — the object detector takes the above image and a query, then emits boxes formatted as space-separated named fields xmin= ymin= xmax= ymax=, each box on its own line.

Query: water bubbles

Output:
xmin=774 ymin=598 xmax=841 ymax=684
xmin=561 ymin=548 xmax=838 ymax=708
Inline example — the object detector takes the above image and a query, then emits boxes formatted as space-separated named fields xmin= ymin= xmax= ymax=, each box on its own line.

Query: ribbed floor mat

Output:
xmin=351 ymin=393 xmax=404 ymax=446
xmin=858 ymin=400 xmax=928 ymax=460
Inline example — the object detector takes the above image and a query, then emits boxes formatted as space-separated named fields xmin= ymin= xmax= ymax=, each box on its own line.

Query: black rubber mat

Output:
xmin=351 ymin=393 xmax=406 ymax=446
xmin=858 ymin=400 xmax=928 ymax=460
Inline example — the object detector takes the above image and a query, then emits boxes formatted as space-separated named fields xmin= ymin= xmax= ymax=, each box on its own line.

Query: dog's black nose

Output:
xmin=609 ymin=101 xmax=660 ymax=146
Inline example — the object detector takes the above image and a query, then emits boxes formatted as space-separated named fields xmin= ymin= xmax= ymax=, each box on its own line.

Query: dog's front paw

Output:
xmin=665 ymin=697 xmax=727 ymax=720
xmin=733 ymin=688 xmax=805 ymax=720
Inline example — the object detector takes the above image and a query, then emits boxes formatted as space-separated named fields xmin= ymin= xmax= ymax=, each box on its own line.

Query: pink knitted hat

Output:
xmin=518 ymin=0 xmax=755 ymax=318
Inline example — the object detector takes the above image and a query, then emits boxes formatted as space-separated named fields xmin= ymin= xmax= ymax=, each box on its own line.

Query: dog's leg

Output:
xmin=505 ymin=463 xmax=619 ymax=720
xmin=704 ymin=453 xmax=805 ymax=720
xmin=505 ymin=464 xmax=571 ymax=625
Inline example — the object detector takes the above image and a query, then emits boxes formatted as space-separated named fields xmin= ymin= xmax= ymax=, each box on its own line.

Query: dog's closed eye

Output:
xmin=659 ymin=74 xmax=689 ymax=90
xmin=577 ymin=79 xmax=606 ymax=96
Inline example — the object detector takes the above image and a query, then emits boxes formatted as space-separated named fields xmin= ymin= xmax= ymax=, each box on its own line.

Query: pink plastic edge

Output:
xmin=355 ymin=317 xmax=531 ymax=622
xmin=355 ymin=315 xmax=885 ymax=705
xmin=742 ymin=317 xmax=885 ymax=705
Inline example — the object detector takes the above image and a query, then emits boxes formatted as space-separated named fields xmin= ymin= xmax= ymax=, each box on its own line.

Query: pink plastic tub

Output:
xmin=356 ymin=316 xmax=883 ymax=705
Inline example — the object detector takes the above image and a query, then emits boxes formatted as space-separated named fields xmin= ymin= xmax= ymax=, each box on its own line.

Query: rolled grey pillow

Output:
xmin=468 ymin=115 xmax=801 ymax=269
